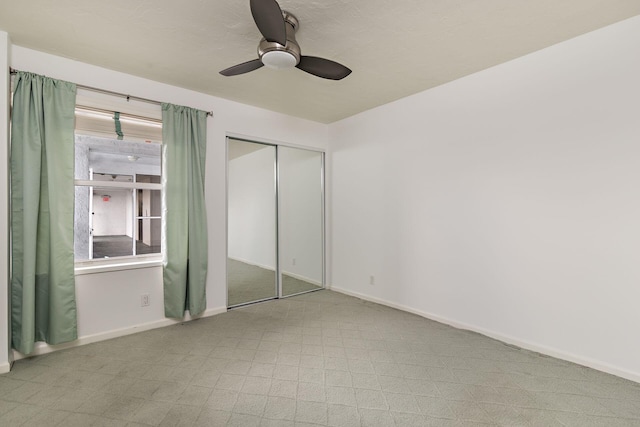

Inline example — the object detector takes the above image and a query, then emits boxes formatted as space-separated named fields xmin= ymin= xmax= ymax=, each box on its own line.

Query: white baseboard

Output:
xmin=329 ymin=285 xmax=640 ymax=385
xmin=12 ymin=305 xmax=227 ymax=361
xmin=282 ymin=270 xmax=322 ymax=287
xmin=0 ymin=362 xmax=10 ymax=374
xmin=228 ymin=256 xmax=275 ymax=272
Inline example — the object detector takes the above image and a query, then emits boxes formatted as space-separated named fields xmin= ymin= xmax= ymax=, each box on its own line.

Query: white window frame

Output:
xmin=73 ymin=104 xmax=163 ymax=274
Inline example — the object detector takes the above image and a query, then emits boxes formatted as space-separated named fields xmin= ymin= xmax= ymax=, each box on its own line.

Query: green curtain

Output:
xmin=162 ymin=103 xmax=208 ymax=317
xmin=10 ymin=72 xmax=78 ymax=354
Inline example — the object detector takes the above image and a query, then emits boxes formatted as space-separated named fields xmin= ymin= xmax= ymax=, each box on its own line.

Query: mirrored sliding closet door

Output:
xmin=227 ymin=139 xmax=278 ymax=307
xmin=227 ymin=138 xmax=324 ymax=307
xmin=278 ymin=146 xmax=324 ymax=297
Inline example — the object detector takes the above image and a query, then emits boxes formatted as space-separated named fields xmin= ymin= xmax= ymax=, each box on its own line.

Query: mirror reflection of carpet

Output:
xmin=227 ymin=258 xmax=320 ymax=307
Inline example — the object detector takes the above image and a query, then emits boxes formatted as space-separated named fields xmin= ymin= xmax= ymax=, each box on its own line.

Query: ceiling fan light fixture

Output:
xmin=220 ymin=1 xmax=350 ymax=79
xmin=261 ymin=50 xmax=297 ymax=69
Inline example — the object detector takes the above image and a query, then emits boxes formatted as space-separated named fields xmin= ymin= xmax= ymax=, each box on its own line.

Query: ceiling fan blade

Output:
xmin=296 ymin=56 xmax=352 ymax=80
xmin=220 ymin=59 xmax=264 ymax=76
xmin=250 ymin=0 xmax=287 ymax=45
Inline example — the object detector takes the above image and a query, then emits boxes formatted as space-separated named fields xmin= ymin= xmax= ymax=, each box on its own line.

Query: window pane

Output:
xmin=93 ymin=235 xmax=134 ymax=258
xmin=137 ymin=189 xmax=161 ymax=217
xmin=92 ymin=188 xmax=134 ymax=258
xmin=75 ymin=134 xmax=161 ymax=180
xmin=136 ymin=218 xmax=161 ymax=255
xmin=74 ymin=186 xmax=91 ymax=260
xmin=136 ymin=174 xmax=161 ymax=184
xmin=74 ymin=133 xmax=163 ymax=262
xmin=93 ymin=173 xmax=132 ymax=182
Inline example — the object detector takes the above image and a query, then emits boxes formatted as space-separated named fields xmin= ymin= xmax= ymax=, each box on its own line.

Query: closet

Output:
xmin=227 ymin=138 xmax=324 ymax=307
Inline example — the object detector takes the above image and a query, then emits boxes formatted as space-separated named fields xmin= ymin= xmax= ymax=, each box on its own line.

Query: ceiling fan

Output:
xmin=220 ymin=0 xmax=351 ymax=80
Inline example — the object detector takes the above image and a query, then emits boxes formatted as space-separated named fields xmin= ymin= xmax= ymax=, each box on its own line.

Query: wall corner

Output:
xmin=0 ymin=31 xmax=12 ymax=372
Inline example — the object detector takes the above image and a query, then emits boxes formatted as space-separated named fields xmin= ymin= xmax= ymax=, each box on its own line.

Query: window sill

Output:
xmin=75 ymin=256 xmax=163 ymax=275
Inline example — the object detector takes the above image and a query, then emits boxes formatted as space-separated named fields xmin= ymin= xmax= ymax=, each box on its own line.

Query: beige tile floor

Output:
xmin=1 ymin=290 xmax=640 ymax=426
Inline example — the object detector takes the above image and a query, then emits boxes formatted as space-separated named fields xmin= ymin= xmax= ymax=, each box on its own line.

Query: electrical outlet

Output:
xmin=141 ymin=294 xmax=150 ymax=307
xmin=369 ymin=275 xmax=375 ymax=285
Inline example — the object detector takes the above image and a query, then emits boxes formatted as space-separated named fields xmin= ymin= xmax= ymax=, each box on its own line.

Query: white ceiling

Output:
xmin=1 ymin=0 xmax=639 ymax=123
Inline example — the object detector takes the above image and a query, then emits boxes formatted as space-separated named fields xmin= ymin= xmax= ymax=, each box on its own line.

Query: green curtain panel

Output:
xmin=10 ymin=72 xmax=78 ymax=354
xmin=162 ymin=103 xmax=208 ymax=317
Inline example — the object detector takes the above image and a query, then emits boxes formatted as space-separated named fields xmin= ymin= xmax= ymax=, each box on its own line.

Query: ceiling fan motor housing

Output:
xmin=258 ymin=11 xmax=301 ymax=68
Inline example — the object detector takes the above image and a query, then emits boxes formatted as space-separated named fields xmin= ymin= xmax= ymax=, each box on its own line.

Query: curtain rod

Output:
xmin=9 ymin=67 xmax=214 ymax=117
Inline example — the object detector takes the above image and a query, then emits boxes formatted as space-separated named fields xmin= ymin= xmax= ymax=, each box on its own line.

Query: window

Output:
xmin=73 ymin=107 xmax=163 ymax=263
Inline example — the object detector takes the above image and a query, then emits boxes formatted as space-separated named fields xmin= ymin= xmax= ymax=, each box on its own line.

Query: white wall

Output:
xmin=329 ymin=16 xmax=640 ymax=382
xmin=4 ymin=45 xmax=327 ymax=358
xmin=228 ymin=144 xmax=277 ymax=269
xmin=0 ymin=32 xmax=11 ymax=372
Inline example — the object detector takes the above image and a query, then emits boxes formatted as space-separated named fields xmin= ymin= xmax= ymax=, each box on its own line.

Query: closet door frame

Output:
xmin=225 ymin=135 xmax=325 ymax=308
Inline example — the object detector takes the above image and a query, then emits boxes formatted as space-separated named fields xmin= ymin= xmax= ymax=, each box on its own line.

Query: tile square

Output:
xmin=348 ymin=359 xmax=375 ymax=374
xmin=191 ymin=370 xmax=221 ymax=388
xmin=159 ymin=403 xmax=201 ymax=426
xmin=273 ymin=365 xmax=299 ymax=381
xmin=254 ymin=351 xmax=278 ymax=364
xmin=233 ymin=393 xmax=268 ymax=416
xmin=176 ymin=385 xmax=212 ymax=406
xmin=206 ymin=389 xmax=239 ymax=411
xmin=351 ymin=373 xmax=380 ymax=390
xmin=131 ymin=400 xmax=172 ymax=425
xmin=103 ymin=396 xmax=145 ymax=421
xmin=391 ymin=412 xmax=430 ymax=427
xmin=299 ymin=367 xmax=324 ymax=384
xmin=359 ymin=408 xmax=395 ymax=427
xmin=126 ymin=379 xmax=162 ymax=399
xmin=378 ymin=375 xmax=411 ymax=394
xmin=295 ymin=400 xmax=328 ymax=424
xmin=323 ymin=347 xmax=347 ymax=359
xmin=328 ymin=403 xmax=360 ymax=427
xmin=23 ymin=408 xmax=71 ymax=426
xmin=0 ymin=403 xmax=46 ymax=426
xmin=373 ymin=362 xmax=403 ymax=377
xmin=326 ymin=370 xmax=353 ymax=387
xmin=75 ymin=392 xmax=119 ymax=415
xmin=249 ymin=363 xmax=275 ymax=378
xmin=215 ymin=374 xmax=246 ymax=392
xmin=223 ymin=360 xmax=252 ymax=375
xmin=324 ymin=357 xmax=349 ymax=371
xmin=52 ymin=387 xmax=94 ymax=411
xmin=300 ymin=355 xmax=324 ymax=368
xmin=194 ymin=408 xmax=232 ymax=426
xmin=385 ymin=392 xmax=421 ymax=413
xmin=276 ymin=353 xmax=301 ymax=367
xmin=242 ymin=376 xmax=273 ymax=395
xmin=298 ymin=382 xmax=326 ymax=402
xmin=269 ymin=379 xmax=298 ymax=399
xmin=263 ymin=396 xmax=296 ymax=420
xmin=150 ymin=381 xmax=188 ymax=403
xmin=415 ymin=395 xmax=456 ymax=419
xmin=355 ymin=389 xmax=388 ymax=410
xmin=326 ymin=386 xmax=357 ymax=406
